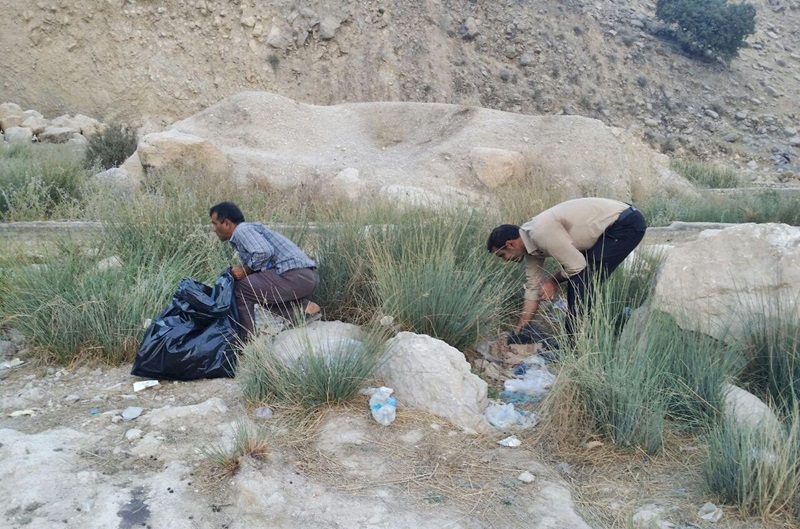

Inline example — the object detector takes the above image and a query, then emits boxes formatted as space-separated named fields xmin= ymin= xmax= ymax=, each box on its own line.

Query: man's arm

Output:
xmin=230 ymin=266 xmax=254 ymax=280
xmin=515 ymin=298 xmax=540 ymax=332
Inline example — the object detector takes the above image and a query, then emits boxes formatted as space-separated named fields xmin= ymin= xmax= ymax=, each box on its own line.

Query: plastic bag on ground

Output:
xmin=369 ymin=386 xmax=397 ymax=425
xmin=485 ymin=402 xmax=539 ymax=430
xmin=131 ymin=270 xmax=239 ymax=380
xmin=503 ymin=361 xmax=556 ymax=397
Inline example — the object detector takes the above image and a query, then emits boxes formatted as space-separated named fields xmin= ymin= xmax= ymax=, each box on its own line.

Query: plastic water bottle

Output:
xmin=369 ymin=387 xmax=397 ymax=426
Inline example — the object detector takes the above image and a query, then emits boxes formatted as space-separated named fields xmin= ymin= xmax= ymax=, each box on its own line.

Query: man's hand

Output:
xmin=539 ymin=277 xmax=560 ymax=301
xmin=231 ymin=266 xmax=247 ymax=281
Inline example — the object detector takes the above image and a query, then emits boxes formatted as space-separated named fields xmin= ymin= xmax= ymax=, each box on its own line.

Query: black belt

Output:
xmin=616 ymin=205 xmax=637 ymax=223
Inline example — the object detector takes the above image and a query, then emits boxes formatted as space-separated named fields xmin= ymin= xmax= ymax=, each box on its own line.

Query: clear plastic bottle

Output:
xmin=369 ymin=386 xmax=397 ymax=426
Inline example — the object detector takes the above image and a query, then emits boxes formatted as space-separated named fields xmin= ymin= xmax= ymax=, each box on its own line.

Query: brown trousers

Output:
xmin=233 ymin=267 xmax=319 ymax=341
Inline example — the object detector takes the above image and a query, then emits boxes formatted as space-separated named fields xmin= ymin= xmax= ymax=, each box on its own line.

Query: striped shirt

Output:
xmin=229 ymin=223 xmax=315 ymax=274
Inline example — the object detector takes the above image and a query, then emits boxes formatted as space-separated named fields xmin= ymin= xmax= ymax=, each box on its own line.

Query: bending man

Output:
xmin=487 ymin=197 xmax=647 ymax=340
xmin=210 ymin=201 xmax=320 ymax=342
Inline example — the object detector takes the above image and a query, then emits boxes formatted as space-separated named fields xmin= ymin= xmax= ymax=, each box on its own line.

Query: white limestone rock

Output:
xmin=470 ymin=147 xmax=527 ymax=188
xmin=377 ymin=332 xmax=490 ymax=433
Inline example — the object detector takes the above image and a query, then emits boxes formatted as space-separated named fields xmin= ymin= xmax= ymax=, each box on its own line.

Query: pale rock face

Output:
xmin=146 ymin=92 xmax=687 ymax=207
xmin=39 ymin=125 xmax=79 ymax=143
xmin=330 ymin=167 xmax=367 ymax=200
xmin=137 ymin=129 xmax=228 ymax=173
xmin=470 ymin=147 xmax=526 ymax=188
xmin=652 ymin=223 xmax=800 ymax=342
xmin=722 ymin=383 xmax=783 ymax=434
xmin=21 ymin=115 xmax=50 ymax=135
xmin=4 ymin=126 xmax=33 ymax=145
xmin=377 ymin=332 xmax=490 ymax=433
xmin=72 ymin=114 xmax=103 ymax=137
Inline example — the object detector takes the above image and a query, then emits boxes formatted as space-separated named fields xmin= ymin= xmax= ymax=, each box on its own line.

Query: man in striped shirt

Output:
xmin=210 ymin=202 xmax=320 ymax=342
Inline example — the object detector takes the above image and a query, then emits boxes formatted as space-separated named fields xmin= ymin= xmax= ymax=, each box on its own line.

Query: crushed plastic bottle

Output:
xmin=369 ymin=386 xmax=397 ymax=426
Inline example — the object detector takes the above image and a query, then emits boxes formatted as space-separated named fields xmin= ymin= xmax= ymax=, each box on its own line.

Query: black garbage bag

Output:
xmin=131 ymin=270 xmax=239 ymax=380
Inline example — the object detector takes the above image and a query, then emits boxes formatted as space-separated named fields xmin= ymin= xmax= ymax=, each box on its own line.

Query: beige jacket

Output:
xmin=519 ymin=197 xmax=629 ymax=301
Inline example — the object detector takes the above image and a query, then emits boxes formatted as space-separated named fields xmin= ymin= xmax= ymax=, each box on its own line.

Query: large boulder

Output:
xmin=377 ymin=332 xmax=490 ymax=433
xmin=39 ymin=126 xmax=78 ymax=143
xmin=723 ymin=383 xmax=783 ymax=434
xmin=137 ymin=129 xmax=228 ymax=174
xmin=652 ymin=223 xmax=800 ymax=342
xmin=4 ymin=126 xmax=33 ymax=145
xmin=126 ymin=92 xmax=692 ymax=204
xmin=0 ymin=103 xmax=24 ymax=131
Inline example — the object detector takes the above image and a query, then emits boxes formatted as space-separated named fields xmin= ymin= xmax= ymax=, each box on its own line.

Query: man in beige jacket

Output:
xmin=487 ymin=197 xmax=647 ymax=342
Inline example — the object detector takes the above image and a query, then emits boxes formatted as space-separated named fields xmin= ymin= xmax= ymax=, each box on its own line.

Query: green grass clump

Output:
xmin=0 ymin=244 xmax=194 ymax=364
xmin=738 ymin=302 xmax=800 ymax=416
xmin=368 ymin=213 xmax=519 ymax=351
xmin=0 ymin=144 xmax=88 ymax=220
xmin=238 ymin=326 xmax=390 ymax=409
xmin=640 ymin=190 xmax=800 ymax=227
xmin=84 ymin=123 xmax=138 ymax=170
xmin=702 ymin=412 xmax=800 ymax=516
xmin=671 ymin=160 xmax=743 ymax=189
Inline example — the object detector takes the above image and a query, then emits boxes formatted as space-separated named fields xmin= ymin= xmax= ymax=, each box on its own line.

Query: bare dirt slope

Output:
xmin=1 ymin=0 xmax=798 ymax=183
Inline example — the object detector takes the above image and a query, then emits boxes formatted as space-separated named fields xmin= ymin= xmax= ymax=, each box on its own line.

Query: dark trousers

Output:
xmin=233 ymin=267 xmax=319 ymax=342
xmin=565 ymin=207 xmax=647 ymax=336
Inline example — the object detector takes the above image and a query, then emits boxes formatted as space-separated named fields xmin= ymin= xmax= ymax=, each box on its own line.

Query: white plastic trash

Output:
xmin=369 ymin=386 xmax=397 ymax=426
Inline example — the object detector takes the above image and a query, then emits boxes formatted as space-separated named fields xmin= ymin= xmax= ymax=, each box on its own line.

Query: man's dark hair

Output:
xmin=209 ymin=202 xmax=245 ymax=224
xmin=487 ymin=224 xmax=521 ymax=252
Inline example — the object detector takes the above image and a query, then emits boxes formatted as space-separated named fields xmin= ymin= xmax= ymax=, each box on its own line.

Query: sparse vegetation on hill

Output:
xmin=84 ymin=122 xmax=138 ymax=170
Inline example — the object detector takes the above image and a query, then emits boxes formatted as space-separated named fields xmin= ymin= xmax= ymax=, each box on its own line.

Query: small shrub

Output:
xmin=238 ymin=326 xmax=390 ymax=409
xmin=84 ymin=123 xmax=138 ymax=170
xmin=655 ymin=0 xmax=756 ymax=62
xmin=702 ymin=413 xmax=800 ymax=515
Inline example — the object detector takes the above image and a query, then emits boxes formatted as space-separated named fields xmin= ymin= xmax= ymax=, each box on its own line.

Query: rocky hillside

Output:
xmin=1 ymin=0 xmax=798 ymax=183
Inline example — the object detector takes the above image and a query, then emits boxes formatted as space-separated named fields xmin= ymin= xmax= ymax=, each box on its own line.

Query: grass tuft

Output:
xmin=84 ymin=123 xmax=138 ymax=170
xmin=238 ymin=325 xmax=391 ymax=410
xmin=201 ymin=419 xmax=271 ymax=477
xmin=671 ymin=160 xmax=744 ymax=188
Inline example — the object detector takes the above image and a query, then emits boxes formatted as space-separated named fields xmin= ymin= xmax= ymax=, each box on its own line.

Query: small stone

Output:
xmin=734 ymin=110 xmax=748 ymax=121
xmin=747 ymin=160 xmax=758 ymax=170
xmin=698 ymin=502 xmax=723 ymax=522
xmin=253 ymin=406 xmax=273 ymax=419
xmin=121 ymin=406 xmax=143 ymax=421
xmin=723 ymin=133 xmax=739 ymax=142
xmin=64 ymin=394 xmax=80 ymax=404
xmin=704 ymin=109 xmax=719 ymax=119
xmin=585 ymin=440 xmax=604 ymax=450
xmin=125 ymin=428 xmax=143 ymax=440
xmin=517 ymin=471 xmax=535 ymax=483
xmin=788 ymin=136 xmax=800 ymax=146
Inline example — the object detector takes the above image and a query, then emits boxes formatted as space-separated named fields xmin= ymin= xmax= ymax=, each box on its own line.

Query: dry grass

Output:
xmin=267 ymin=402 xmax=561 ymax=527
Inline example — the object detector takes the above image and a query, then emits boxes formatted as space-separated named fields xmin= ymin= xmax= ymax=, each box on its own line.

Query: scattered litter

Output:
xmin=698 ymin=502 xmax=723 ymax=522
xmin=0 ymin=358 xmax=24 ymax=369
xmin=379 ymin=315 xmax=394 ymax=326
xmin=143 ymin=318 xmax=152 ymax=329
xmin=121 ymin=406 xmax=143 ymax=421
xmin=485 ymin=402 xmax=539 ymax=429
xmin=9 ymin=408 xmax=39 ymax=418
xmin=517 ymin=471 xmax=535 ymax=483
xmin=90 ymin=409 xmax=100 ymax=415
xmin=585 ymin=440 xmax=604 ymax=450
xmin=749 ymin=448 xmax=778 ymax=465
xmin=133 ymin=380 xmax=160 ymax=392
xmin=369 ymin=386 xmax=397 ymax=426
xmin=498 ymin=435 xmax=521 ymax=447
xmin=503 ymin=367 xmax=555 ymax=396
xmin=254 ymin=406 xmax=274 ymax=419
xmin=499 ymin=390 xmax=541 ymax=405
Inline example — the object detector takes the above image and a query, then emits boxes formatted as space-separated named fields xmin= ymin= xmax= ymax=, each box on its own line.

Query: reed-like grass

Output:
xmin=0 ymin=144 xmax=88 ymax=220
xmin=237 ymin=326 xmax=391 ymax=409
xmin=0 ymin=243 xmax=193 ymax=364
xmin=671 ymin=160 xmax=744 ymax=188
xmin=702 ymin=409 xmax=800 ymax=516
xmin=201 ymin=419 xmax=271 ymax=477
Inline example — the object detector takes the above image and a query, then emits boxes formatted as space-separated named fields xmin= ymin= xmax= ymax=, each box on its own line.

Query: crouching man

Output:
xmin=209 ymin=201 xmax=320 ymax=342
xmin=487 ymin=197 xmax=647 ymax=342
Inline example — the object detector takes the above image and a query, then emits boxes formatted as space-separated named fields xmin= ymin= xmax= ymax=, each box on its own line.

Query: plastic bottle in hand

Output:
xmin=369 ymin=386 xmax=396 ymax=425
